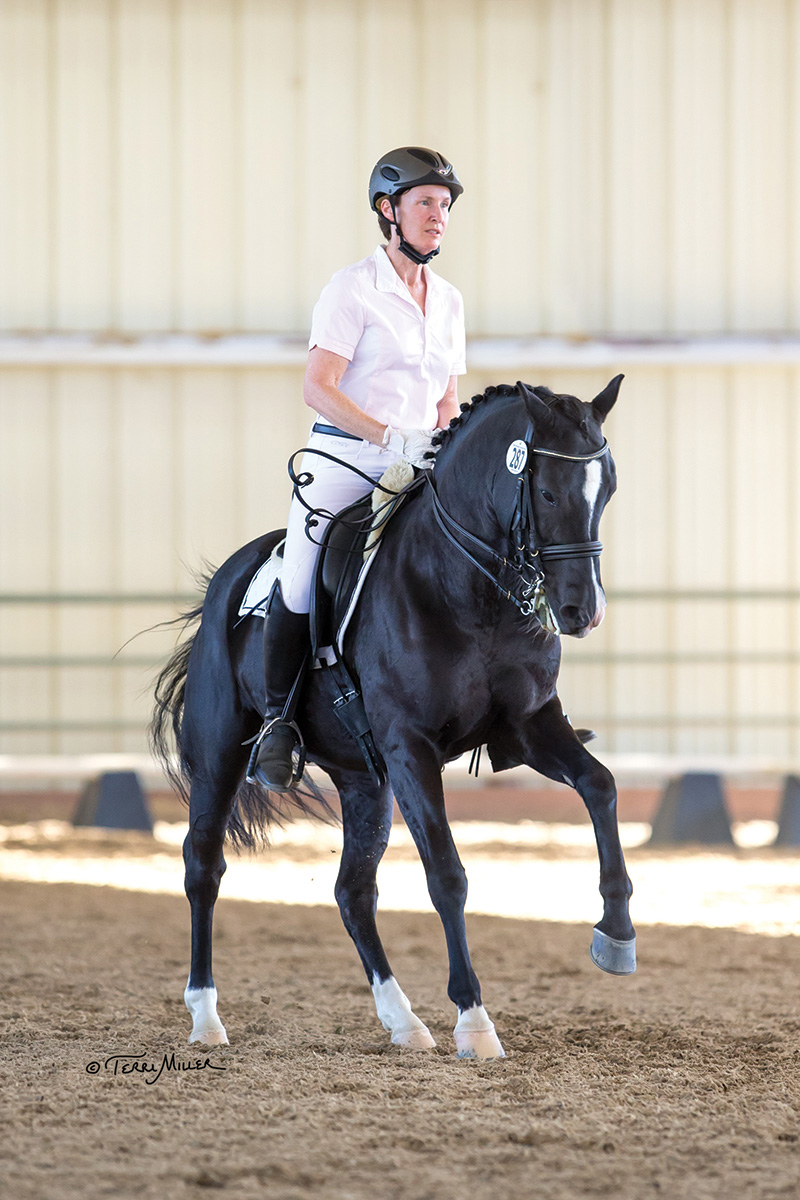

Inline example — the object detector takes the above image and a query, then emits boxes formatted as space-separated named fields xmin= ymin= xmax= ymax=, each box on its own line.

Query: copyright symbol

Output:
xmin=85 ymin=1061 xmax=101 ymax=1074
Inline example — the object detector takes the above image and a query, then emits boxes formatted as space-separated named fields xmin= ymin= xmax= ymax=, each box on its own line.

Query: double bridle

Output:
xmin=425 ymin=426 xmax=610 ymax=625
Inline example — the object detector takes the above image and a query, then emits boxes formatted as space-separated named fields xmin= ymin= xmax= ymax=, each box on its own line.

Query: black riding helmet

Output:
xmin=369 ymin=146 xmax=463 ymax=266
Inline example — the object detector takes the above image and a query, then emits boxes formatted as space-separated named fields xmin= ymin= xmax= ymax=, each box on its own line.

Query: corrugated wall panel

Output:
xmin=544 ymin=0 xmax=608 ymax=335
xmin=117 ymin=0 xmax=175 ymax=330
xmin=793 ymin=1 xmax=800 ymax=330
xmin=731 ymin=368 xmax=792 ymax=589
xmin=174 ymin=370 xmax=244 ymax=579
xmin=0 ymin=0 xmax=52 ymax=330
xmin=241 ymin=0 xmax=303 ymax=331
xmin=299 ymin=0 xmax=363 ymax=318
xmin=176 ymin=0 xmax=238 ymax=330
xmin=480 ymin=0 xmax=544 ymax=336
xmin=2 ymin=0 xmax=800 ymax=335
xmin=669 ymin=0 xmax=727 ymax=332
xmin=670 ymin=369 xmax=730 ymax=589
xmin=0 ymin=370 xmax=54 ymax=590
xmin=54 ymin=0 xmax=114 ymax=330
xmin=239 ymin=367 xmax=313 ymax=545
xmin=608 ymin=0 xmax=669 ymax=333
xmin=52 ymin=371 xmax=117 ymax=590
xmin=729 ymin=0 xmax=791 ymax=332
xmin=118 ymin=370 xmax=181 ymax=590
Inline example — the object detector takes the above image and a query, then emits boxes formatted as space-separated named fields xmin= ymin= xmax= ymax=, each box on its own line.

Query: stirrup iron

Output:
xmin=246 ymin=717 xmax=306 ymax=787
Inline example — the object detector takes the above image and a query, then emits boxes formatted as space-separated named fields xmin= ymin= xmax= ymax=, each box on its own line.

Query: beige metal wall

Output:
xmin=1 ymin=0 xmax=799 ymax=760
xmin=1 ymin=0 xmax=798 ymax=336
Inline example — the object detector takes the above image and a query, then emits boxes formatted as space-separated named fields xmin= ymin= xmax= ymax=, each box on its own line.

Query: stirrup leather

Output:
xmin=245 ymin=716 xmax=306 ymax=787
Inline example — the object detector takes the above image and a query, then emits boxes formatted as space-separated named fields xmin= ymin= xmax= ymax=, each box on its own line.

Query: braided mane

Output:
xmin=431 ymin=382 xmax=589 ymax=451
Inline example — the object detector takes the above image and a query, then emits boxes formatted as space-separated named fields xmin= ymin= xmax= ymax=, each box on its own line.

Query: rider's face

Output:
xmin=384 ymin=184 xmax=452 ymax=255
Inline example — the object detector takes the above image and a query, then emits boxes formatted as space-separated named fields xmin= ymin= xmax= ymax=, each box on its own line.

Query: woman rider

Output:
xmin=253 ymin=146 xmax=466 ymax=789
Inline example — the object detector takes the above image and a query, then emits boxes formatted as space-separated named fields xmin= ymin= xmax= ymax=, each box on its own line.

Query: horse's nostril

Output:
xmin=559 ymin=605 xmax=585 ymax=627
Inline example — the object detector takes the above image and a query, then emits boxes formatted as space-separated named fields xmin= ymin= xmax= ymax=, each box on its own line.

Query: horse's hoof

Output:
xmin=455 ymin=1029 xmax=506 ymax=1059
xmin=590 ymin=928 xmax=637 ymax=975
xmin=188 ymin=1027 xmax=229 ymax=1046
xmin=184 ymin=985 xmax=228 ymax=1045
xmin=454 ymin=1005 xmax=506 ymax=1059
xmin=391 ymin=1028 xmax=436 ymax=1050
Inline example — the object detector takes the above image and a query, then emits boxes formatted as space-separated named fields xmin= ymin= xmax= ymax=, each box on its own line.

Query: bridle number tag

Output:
xmin=506 ymin=440 xmax=528 ymax=475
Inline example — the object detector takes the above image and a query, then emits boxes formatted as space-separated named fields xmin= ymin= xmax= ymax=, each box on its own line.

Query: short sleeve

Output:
xmin=308 ymin=270 xmax=366 ymax=361
xmin=451 ymin=288 xmax=467 ymax=376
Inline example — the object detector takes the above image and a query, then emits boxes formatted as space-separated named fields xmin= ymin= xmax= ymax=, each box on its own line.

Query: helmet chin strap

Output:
xmin=387 ymin=198 xmax=440 ymax=266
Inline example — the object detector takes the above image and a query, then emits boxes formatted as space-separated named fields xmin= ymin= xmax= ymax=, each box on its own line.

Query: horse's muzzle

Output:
xmin=558 ymin=595 xmax=606 ymax=638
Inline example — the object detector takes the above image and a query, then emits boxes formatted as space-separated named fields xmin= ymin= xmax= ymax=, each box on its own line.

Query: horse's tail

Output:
xmin=149 ymin=599 xmax=206 ymax=804
xmin=226 ymin=768 xmax=337 ymax=851
xmin=149 ymin=538 xmax=337 ymax=849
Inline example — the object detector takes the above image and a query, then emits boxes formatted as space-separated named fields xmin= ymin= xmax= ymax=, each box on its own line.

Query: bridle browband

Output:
xmin=425 ymin=429 xmax=610 ymax=621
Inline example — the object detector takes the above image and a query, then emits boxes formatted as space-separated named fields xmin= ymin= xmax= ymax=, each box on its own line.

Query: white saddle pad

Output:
xmin=237 ymin=540 xmax=284 ymax=619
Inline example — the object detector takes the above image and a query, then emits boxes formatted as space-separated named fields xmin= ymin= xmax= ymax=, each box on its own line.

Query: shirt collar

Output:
xmin=373 ymin=244 xmax=441 ymax=300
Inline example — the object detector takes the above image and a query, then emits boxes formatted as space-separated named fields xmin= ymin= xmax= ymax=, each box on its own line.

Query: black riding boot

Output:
xmin=251 ymin=587 xmax=310 ymax=790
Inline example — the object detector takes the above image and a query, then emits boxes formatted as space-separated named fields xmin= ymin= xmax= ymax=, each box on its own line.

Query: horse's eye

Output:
xmin=539 ymin=489 xmax=557 ymax=506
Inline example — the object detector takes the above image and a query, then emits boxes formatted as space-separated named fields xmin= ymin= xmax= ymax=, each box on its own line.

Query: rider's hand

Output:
xmin=382 ymin=426 xmax=438 ymax=469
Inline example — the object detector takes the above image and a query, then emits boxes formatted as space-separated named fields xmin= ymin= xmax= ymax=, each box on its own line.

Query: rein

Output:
xmin=288 ymin=447 xmax=425 ymax=549
xmin=287 ymin=431 xmax=610 ymax=628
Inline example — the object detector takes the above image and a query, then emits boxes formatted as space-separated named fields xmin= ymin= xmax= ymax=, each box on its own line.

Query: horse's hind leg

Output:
xmin=521 ymin=695 xmax=636 ymax=973
xmin=182 ymin=715 xmax=250 ymax=1045
xmin=329 ymin=768 xmax=435 ymax=1051
xmin=183 ymin=782 xmax=234 ymax=1045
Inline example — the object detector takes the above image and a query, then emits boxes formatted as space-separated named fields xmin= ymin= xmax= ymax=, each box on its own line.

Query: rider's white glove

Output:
xmin=382 ymin=426 xmax=438 ymax=470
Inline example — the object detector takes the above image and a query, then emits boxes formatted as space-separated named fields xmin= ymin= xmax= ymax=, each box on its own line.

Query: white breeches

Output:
xmin=280 ymin=431 xmax=402 ymax=614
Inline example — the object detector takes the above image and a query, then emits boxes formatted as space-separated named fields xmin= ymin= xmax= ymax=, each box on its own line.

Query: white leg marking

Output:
xmin=184 ymin=983 xmax=229 ymax=1046
xmin=371 ymin=974 xmax=436 ymax=1050
xmin=454 ymin=1004 xmax=506 ymax=1059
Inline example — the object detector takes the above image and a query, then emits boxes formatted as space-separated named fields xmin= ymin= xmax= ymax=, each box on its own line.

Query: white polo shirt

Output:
xmin=308 ymin=245 xmax=467 ymax=430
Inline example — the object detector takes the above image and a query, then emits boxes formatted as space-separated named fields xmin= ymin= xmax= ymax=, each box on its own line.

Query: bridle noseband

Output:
xmin=425 ymin=427 xmax=610 ymax=626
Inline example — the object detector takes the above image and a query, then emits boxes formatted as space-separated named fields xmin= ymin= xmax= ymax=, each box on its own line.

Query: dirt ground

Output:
xmin=4 ymin=865 xmax=800 ymax=1200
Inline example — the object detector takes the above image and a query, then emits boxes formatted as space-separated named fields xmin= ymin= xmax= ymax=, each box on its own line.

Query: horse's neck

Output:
xmin=433 ymin=447 xmax=502 ymax=544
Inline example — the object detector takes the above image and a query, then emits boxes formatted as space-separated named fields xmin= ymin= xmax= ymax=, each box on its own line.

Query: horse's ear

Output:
xmin=516 ymin=381 xmax=555 ymax=429
xmin=591 ymin=374 xmax=624 ymax=423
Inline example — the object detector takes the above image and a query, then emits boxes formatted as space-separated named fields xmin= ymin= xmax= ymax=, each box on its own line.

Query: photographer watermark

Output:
xmin=86 ymin=1051 xmax=226 ymax=1085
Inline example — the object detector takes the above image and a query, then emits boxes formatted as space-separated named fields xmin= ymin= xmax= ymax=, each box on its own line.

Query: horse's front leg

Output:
xmin=519 ymin=695 xmax=636 ymax=973
xmin=386 ymin=744 xmax=505 ymax=1059
xmin=328 ymin=767 xmax=435 ymax=1051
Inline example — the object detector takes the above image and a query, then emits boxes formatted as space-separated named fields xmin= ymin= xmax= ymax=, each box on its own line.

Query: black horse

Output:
xmin=151 ymin=377 xmax=635 ymax=1058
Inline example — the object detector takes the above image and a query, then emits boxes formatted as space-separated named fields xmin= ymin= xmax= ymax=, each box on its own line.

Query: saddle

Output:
xmin=310 ymin=493 xmax=374 ymax=660
xmin=310 ymin=457 xmax=418 ymax=659
xmin=306 ymin=464 xmax=419 ymax=787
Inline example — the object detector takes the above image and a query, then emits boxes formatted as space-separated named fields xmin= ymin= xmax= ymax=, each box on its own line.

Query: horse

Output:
xmin=151 ymin=376 xmax=635 ymax=1059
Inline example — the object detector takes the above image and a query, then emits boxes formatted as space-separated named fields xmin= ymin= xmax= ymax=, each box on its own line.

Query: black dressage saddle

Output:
xmin=309 ymin=492 xmax=374 ymax=658
xmin=305 ymin=482 xmax=422 ymax=786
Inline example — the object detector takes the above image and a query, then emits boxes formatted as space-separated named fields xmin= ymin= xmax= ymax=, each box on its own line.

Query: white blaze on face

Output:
xmin=583 ymin=460 xmax=606 ymax=628
xmin=583 ymin=459 xmax=602 ymax=520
